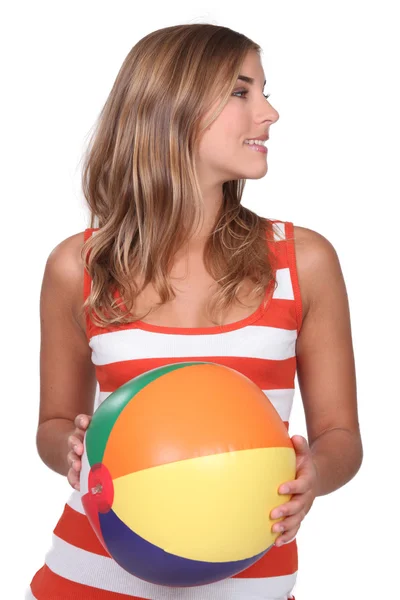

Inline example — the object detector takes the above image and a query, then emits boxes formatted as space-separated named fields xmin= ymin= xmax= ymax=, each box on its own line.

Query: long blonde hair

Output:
xmin=79 ymin=23 xmax=284 ymax=329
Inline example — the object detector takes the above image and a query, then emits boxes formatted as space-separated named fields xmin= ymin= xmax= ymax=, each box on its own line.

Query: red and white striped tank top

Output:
xmin=29 ymin=219 xmax=302 ymax=600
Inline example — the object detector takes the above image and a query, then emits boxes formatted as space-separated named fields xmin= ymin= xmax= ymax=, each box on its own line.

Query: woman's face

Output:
xmin=196 ymin=50 xmax=279 ymax=184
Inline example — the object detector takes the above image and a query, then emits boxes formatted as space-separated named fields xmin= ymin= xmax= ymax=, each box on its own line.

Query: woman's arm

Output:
xmin=36 ymin=233 xmax=97 ymax=477
xmin=295 ymin=227 xmax=363 ymax=497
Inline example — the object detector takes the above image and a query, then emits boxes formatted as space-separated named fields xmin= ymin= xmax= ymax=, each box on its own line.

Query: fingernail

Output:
xmin=274 ymin=511 xmax=283 ymax=519
xmin=281 ymin=485 xmax=289 ymax=494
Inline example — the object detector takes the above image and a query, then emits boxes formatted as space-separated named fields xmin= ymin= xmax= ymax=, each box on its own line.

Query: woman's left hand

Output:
xmin=270 ymin=435 xmax=319 ymax=547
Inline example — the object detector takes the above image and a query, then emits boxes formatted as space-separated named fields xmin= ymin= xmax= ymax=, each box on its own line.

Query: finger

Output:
xmin=67 ymin=451 xmax=81 ymax=471
xmin=68 ymin=434 xmax=83 ymax=450
xmin=272 ymin=512 xmax=303 ymax=534
xmin=275 ymin=523 xmax=301 ymax=547
xmin=67 ymin=450 xmax=76 ymax=467
xmin=67 ymin=469 xmax=80 ymax=490
xmin=75 ymin=414 xmax=90 ymax=429
xmin=71 ymin=467 xmax=81 ymax=487
xmin=271 ymin=500 xmax=306 ymax=520
xmin=291 ymin=435 xmax=310 ymax=452
xmin=279 ymin=476 xmax=311 ymax=496
xmin=68 ymin=435 xmax=83 ymax=454
xmin=71 ymin=437 xmax=84 ymax=455
xmin=71 ymin=452 xmax=81 ymax=471
xmin=74 ymin=415 xmax=85 ymax=428
xmin=74 ymin=443 xmax=83 ymax=456
xmin=82 ymin=415 xmax=92 ymax=429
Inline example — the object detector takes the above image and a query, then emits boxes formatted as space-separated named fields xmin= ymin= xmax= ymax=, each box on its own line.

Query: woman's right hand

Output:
xmin=67 ymin=414 xmax=92 ymax=491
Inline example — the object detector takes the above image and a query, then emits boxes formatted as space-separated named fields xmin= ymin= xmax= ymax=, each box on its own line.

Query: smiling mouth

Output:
xmin=244 ymin=142 xmax=268 ymax=154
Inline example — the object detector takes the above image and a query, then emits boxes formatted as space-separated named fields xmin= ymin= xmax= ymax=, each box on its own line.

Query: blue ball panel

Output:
xmin=99 ymin=509 xmax=273 ymax=587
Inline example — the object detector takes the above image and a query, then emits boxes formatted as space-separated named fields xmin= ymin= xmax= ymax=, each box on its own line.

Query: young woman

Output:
xmin=27 ymin=23 xmax=363 ymax=600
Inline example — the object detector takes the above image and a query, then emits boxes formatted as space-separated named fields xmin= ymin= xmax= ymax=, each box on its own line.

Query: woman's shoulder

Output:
xmin=292 ymin=223 xmax=339 ymax=268
xmin=43 ymin=231 xmax=88 ymax=333
xmin=291 ymin=224 xmax=342 ymax=322
xmin=45 ymin=230 xmax=87 ymax=274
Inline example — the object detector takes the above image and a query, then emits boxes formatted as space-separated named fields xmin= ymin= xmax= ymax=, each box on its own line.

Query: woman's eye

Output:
xmin=232 ymin=89 xmax=248 ymax=98
xmin=232 ymin=90 xmax=271 ymax=100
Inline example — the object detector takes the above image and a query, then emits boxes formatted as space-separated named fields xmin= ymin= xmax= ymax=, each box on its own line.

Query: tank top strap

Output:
xmin=266 ymin=219 xmax=302 ymax=333
xmin=285 ymin=221 xmax=302 ymax=333
xmin=265 ymin=218 xmax=288 ymax=267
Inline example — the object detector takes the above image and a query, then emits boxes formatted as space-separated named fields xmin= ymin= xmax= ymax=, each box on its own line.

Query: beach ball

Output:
xmin=80 ymin=361 xmax=296 ymax=587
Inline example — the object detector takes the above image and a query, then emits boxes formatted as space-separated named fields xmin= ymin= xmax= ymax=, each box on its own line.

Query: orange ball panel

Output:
xmin=104 ymin=364 xmax=292 ymax=479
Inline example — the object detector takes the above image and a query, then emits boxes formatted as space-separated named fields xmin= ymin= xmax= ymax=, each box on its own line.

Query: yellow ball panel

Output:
xmin=112 ymin=446 xmax=296 ymax=562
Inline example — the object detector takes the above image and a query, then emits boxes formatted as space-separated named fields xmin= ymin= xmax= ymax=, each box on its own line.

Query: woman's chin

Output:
xmin=239 ymin=163 xmax=268 ymax=179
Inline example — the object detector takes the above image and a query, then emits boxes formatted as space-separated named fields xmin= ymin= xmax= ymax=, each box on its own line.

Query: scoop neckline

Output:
xmin=86 ymin=223 xmax=280 ymax=337
xmin=114 ymin=278 xmax=275 ymax=336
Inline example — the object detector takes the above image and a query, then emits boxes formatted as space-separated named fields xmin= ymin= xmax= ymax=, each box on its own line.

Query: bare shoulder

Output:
xmin=290 ymin=225 xmax=359 ymax=447
xmin=44 ymin=231 xmax=87 ymax=331
xmin=292 ymin=225 xmax=343 ymax=320
xmin=292 ymin=224 xmax=338 ymax=271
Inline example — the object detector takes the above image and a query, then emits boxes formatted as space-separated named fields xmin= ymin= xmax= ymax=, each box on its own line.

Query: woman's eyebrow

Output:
xmin=237 ymin=74 xmax=267 ymax=87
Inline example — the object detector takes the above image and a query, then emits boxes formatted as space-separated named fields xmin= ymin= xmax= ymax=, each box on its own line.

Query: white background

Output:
xmin=2 ymin=1 xmax=399 ymax=598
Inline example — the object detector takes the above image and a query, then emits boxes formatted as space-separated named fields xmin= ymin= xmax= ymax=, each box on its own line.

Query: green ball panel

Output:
xmin=86 ymin=361 xmax=212 ymax=465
